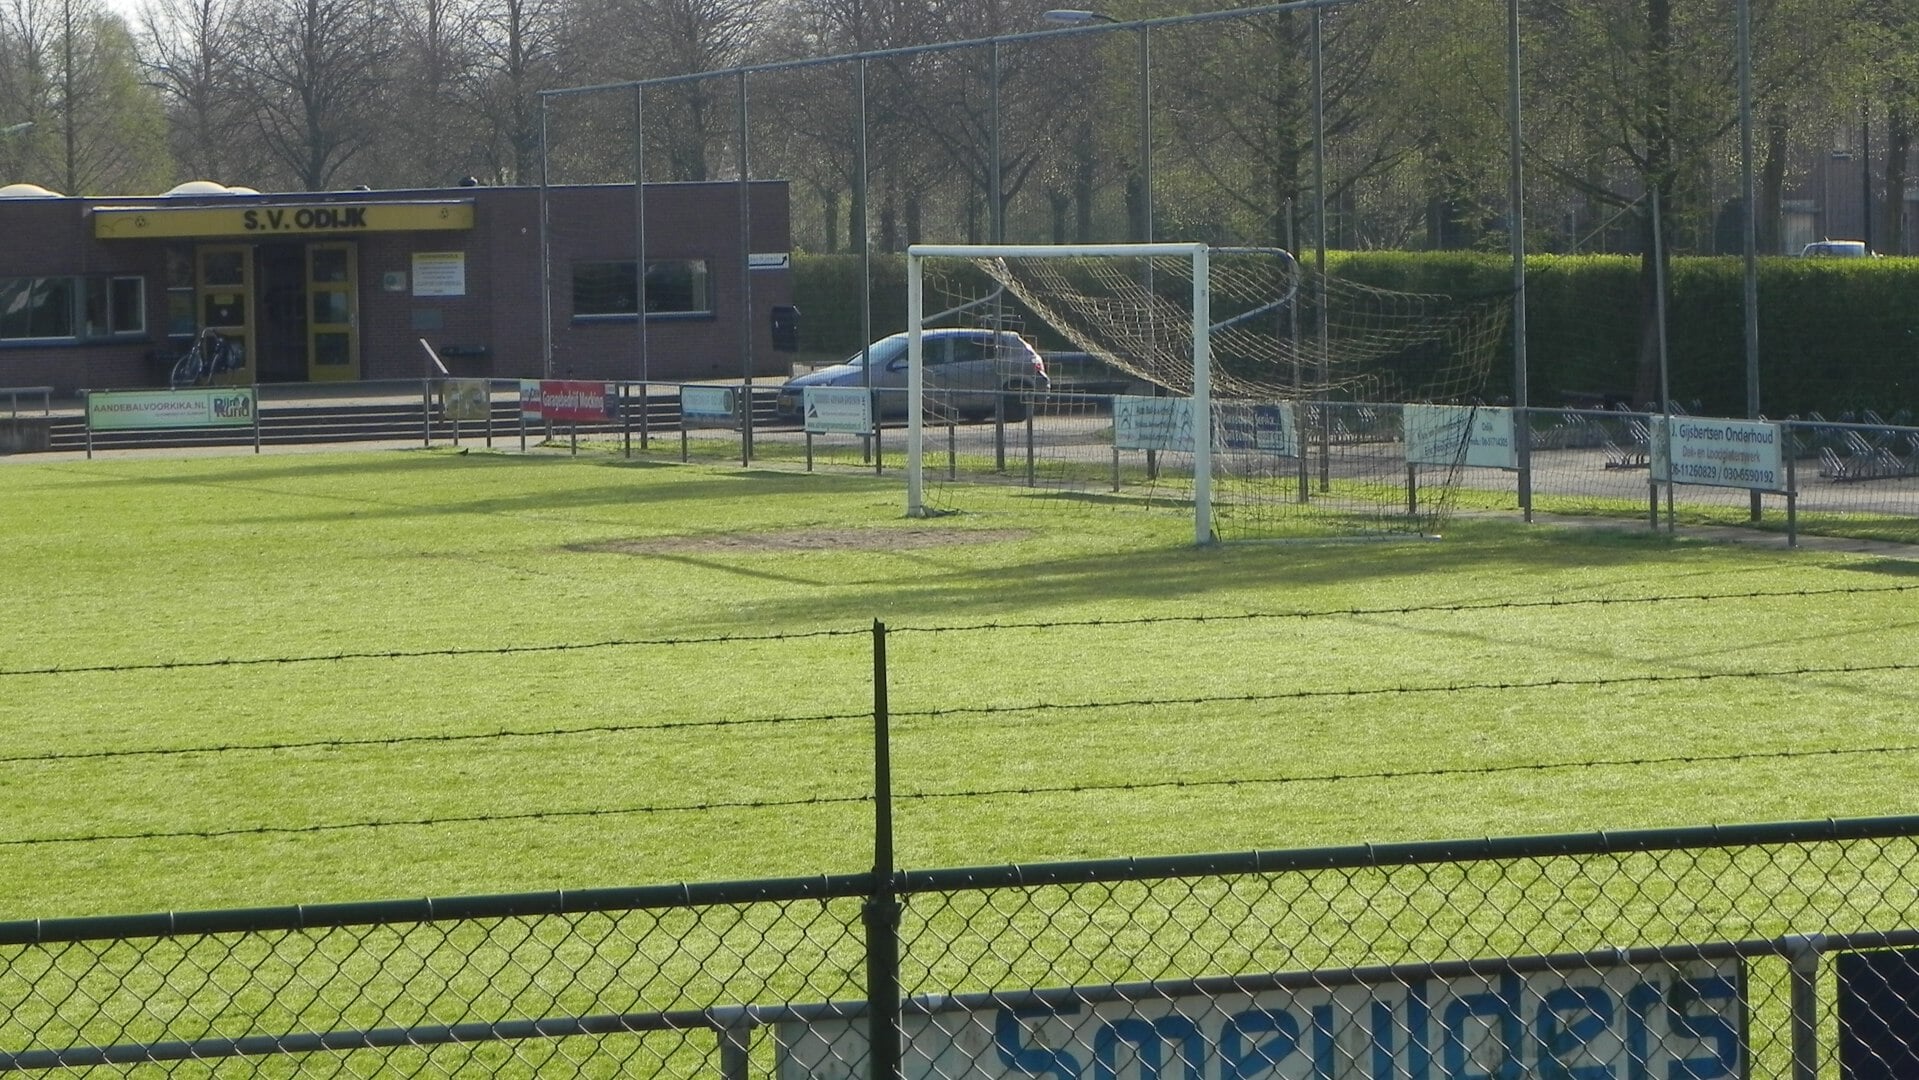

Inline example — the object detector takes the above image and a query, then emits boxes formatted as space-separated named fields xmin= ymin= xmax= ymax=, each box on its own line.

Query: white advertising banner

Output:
xmin=681 ymin=386 xmax=738 ymax=428
xmin=803 ymin=387 xmax=874 ymax=434
xmin=777 ymin=957 xmax=1743 ymax=1080
xmin=1114 ymin=396 xmax=1196 ymax=452
xmin=1650 ymin=416 xmax=1786 ymax=492
xmin=87 ymin=389 xmax=255 ymax=431
xmin=1405 ymin=405 xmax=1519 ymax=469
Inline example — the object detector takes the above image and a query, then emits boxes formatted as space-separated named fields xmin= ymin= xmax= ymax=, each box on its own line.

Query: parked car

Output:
xmin=775 ymin=329 xmax=1050 ymax=423
xmin=1041 ymin=351 xmax=1156 ymax=397
xmin=1800 ymin=239 xmax=1877 ymax=258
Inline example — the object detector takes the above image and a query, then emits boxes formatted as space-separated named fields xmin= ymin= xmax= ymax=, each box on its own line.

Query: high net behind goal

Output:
xmin=904 ymin=243 xmax=1506 ymax=543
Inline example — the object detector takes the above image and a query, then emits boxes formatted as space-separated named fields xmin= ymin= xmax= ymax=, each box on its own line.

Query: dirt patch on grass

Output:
xmin=577 ymin=526 xmax=1033 ymax=555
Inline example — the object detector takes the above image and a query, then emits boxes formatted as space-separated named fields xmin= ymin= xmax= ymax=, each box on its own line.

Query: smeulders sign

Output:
xmin=777 ymin=957 xmax=1744 ymax=1080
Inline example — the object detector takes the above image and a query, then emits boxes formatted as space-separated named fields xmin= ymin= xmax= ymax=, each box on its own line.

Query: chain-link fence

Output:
xmin=554 ymin=394 xmax=1919 ymax=546
xmin=528 ymin=0 xmax=1919 ymax=441
xmin=5 ymin=818 xmax=1919 ymax=1075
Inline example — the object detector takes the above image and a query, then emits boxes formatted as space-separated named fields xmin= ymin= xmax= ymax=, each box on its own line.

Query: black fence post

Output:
xmin=865 ymin=619 xmax=902 ymax=1080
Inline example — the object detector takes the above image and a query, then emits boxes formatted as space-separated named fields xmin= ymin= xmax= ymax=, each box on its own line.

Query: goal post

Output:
xmin=906 ymin=242 xmax=1215 ymax=545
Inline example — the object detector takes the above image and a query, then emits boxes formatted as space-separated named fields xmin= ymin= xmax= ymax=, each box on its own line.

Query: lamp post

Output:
xmin=1 ymin=121 xmax=31 ymax=138
xmin=1042 ymin=10 xmax=1150 ymax=247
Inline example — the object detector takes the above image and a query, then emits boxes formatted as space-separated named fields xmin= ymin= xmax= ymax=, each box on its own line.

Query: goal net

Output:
xmin=904 ymin=243 xmax=1508 ymax=542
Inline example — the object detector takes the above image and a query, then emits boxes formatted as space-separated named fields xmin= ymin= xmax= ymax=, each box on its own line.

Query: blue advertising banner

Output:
xmin=1838 ymin=948 xmax=1919 ymax=1080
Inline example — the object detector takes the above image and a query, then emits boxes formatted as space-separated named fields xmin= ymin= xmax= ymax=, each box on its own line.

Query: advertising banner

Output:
xmin=519 ymin=381 xmax=542 ymax=421
xmin=537 ymin=380 xmax=617 ymax=423
xmin=681 ymin=386 xmax=739 ymax=429
xmin=440 ymin=379 xmax=490 ymax=421
xmin=1113 ymin=396 xmax=1196 ymax=452
xmin=1217 ymin=402 xmax=1298 ymax=456
xmin=777 ymin=957 xmax=1744 ymax=1080
xmin=803 ymin=387 xmax=873 ymax=435
xmin=88 ymin=389 xmax=256 ymax=431
xmin=1649 ymin=416 xmax=1785 ymax=492
xmin=1839 ymin=948 xmax=1919 ymax=1080
xmin=1405 ymin=405 xmax=1518 ymax=469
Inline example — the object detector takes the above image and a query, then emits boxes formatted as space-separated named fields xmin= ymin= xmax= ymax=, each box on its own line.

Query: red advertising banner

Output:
xmin=537 ymin=380 xmax=616 ymax=423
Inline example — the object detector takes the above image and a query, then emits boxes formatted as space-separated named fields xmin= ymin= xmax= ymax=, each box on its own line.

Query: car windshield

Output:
xmin=844 ymin=335 xmax=908 ymax=367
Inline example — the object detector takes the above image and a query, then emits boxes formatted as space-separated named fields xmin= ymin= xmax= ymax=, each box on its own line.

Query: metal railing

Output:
xmin=23 ymin=388 xmax=1919 ymax=546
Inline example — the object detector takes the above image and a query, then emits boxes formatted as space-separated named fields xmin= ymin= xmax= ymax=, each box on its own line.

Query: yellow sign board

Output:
xmin=94 ymin=201 xmax=474 ymax=239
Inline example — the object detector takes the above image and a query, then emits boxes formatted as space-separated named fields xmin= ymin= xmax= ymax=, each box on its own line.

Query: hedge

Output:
xmin=790 ymin=251 xmax=1919 ymax=418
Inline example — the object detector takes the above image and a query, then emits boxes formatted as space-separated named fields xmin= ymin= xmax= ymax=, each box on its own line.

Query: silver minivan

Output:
xmin=775 ymin=329 xmax=1051 ymax=422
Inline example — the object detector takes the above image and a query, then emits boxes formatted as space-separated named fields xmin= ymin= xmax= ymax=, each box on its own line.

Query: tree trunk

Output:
xmin=818 ymin=184 xmax=840 ymax=254
xmin=1047 ymin=190 xmax=1069 ymax=244
xmin=1883 ymin=100 xmax=1910 ymax=255
xmin=1759 ymin=112 xmax=1788 ymax=256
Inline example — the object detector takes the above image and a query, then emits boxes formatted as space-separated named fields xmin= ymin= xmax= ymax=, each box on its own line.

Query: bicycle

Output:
xmin=168 ymin=329 xmax=244 ymax=389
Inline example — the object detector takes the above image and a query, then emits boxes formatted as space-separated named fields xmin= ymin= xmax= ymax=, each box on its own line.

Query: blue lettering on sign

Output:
xmin=983 ymin=971 xmax=1738 ymax=1080
xmin=1217 ymin=1009 xmax=1298 ymax=1080
xmin=997 ymin=1004 xmax=1083 ymax=1080
xmin=1537 ymin=986 xmax=1611 ymax=1080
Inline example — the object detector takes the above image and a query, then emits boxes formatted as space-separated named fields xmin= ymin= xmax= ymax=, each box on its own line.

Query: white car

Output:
xmin=1800 ymin=239 xmax=1877 ymax=258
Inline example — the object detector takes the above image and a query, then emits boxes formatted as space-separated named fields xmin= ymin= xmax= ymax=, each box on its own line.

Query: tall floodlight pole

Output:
xmin=1138 ymin=27 xmax=1151 ymax=247
xmin=991 ymin=42 xmax=1004 ymax=244
xmin=1312 ymin=7 xmax=1330 ymax=491
xmin=633 ymin=87 xmax=650 ymax=388
xmin=1509 ymin=0 xmax=1531 ymax=520
xmin=538 ymin=97 xmax=554 ymax=378
xmin=1738 ymin=0 xmax=1762 ymax=520
xmin=738 ymin=71 xmax=754 ymax=466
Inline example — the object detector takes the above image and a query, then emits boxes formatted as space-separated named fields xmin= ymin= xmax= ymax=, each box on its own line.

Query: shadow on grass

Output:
xmin=22 ymin=450 xmax=1894 ymax=632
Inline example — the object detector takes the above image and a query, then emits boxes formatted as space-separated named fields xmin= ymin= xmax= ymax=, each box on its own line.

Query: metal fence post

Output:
xmin=865 ymin=620 xmax=902 ymax=1080
xmin=1786 ymin=933 xmax=1823 ymax=1080
xmin=719 ymin=1020 xmax=752 ymax=1080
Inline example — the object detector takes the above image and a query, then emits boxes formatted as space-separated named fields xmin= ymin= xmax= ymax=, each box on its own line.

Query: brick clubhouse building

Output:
xmin=0 ymin=179 xmax=792 ymax=395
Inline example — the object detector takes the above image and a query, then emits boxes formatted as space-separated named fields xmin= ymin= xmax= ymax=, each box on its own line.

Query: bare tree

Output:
xmin=374 ymin=0 xmax=482 ymax=186
xmin=458 ymin=0 xmax=561 ymax=183
xmin=137 ymin=0 xmax=258 ymax=182
xmin=555 ymin=0 xmax=761 ymax=182
xmin=230 ymin=0 xmax=397 ymax=190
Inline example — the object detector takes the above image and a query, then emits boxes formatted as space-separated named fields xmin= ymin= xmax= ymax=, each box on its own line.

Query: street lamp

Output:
xmin=0 ymin=121 xmax=31 ymax=138
xmin=1043 ymin=10 xmax=1150 ymax=247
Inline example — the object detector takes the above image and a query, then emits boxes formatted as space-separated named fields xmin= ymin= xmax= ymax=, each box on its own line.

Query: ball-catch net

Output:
xmin=907 ymin=244 xmax=1509 ymax=542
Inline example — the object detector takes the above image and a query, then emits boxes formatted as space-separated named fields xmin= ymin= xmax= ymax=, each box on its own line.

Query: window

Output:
xmin=84 ymin=278 xmax=146 ymax=337
xmin=644 ymin=259 xmax=709 ymax=315
xmin=0 ymin=275 xmax=145 ymax=342
xmin=572 ymin=259 xmax=711 ymax=319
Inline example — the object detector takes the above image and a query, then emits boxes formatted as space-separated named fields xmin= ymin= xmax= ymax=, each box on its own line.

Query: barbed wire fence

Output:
xmin=4 ymin=592 xmax=1919 ymax=1074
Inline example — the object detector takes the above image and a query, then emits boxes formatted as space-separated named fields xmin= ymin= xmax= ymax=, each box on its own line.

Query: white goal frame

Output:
xmin=905 ymin=242 xmax=1215 ymax=545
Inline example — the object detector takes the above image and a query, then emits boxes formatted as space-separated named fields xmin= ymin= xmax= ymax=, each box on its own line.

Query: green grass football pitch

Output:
xmin=1 ymin=447 xmax=1915 ymax=920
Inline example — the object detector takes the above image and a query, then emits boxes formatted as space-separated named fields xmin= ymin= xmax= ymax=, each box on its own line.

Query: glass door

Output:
xmin=195 ymin=245 xmax=254 ymax=384
xmin=306 ymin=243 xmax=359 ymax=382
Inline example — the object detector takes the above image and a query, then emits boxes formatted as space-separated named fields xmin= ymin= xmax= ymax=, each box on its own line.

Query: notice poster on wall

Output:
xmin=412 ymin=252 xmax=466 ymax=297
